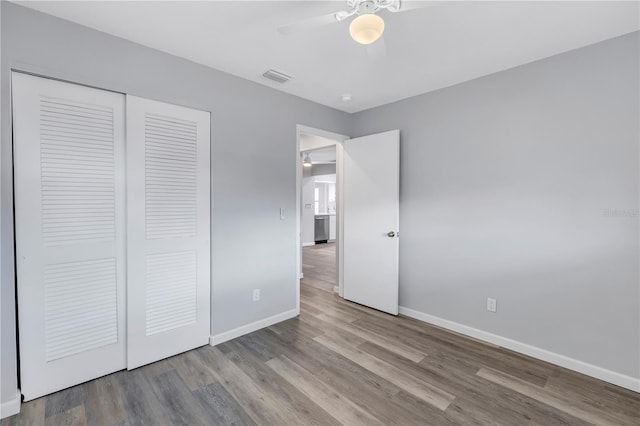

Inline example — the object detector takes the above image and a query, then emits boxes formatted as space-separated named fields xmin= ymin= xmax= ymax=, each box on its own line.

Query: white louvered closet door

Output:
xmin=12 ymin=73 xmax=127 ymax=400
xmin=126 ymin=96 xmax=211 ymax=369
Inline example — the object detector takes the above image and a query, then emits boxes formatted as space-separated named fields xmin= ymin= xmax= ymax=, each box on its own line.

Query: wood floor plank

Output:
xmin=231 ymin=331 xmax=283 ymax=362
xmin=545 ymin=369 xmax=640 ymax=419
xmin=314 ymin=333 xmax=456 ymax=410
xmin=445 ymin=371 xmax=591 ymax=425
xmin=352 ymin=313 xmax=551 ymax=387
xmin=298 ymin=313 xmax=368 ymax=346
xmin=192 ymin=382 xmax=257 ymax=426
xmin=390 ymin=390 xmax=461 ymax=426
xmin=445 ymin=396 xmax=536 ymax=426
xmin=359 ymin=340 xmax=476 ymax=397
xmin=315 ymin=312 xmax=426 ymax=362
xmin=44 ymin=405 xmax=87 ymax=426
xmin=44 ymin=384 xmax=85 ymax=418
xmin=298 ymin=298 xmax=325 ymax=316
xmin=149 ymin=369 xmax=210 ymax=426
xmin=305 ymin=296 xmax=363 ymax=323
xmin=222 ymin=340 xmax=340 ymax=426
xmin=170 ymin=350 xmax=217 ymax=391
xmin=449 ymin=392 xmax=593 ymax=426
xmin=251 ymin=329 xmax=440 ymax=426
xmin=477 ymin=367 xmax=633 ymax=426
xmin=261 ymin=327 xmax=402 ymax=398
xmin=115 ymin=369 xmax=168 ymax=425
xmin=194 ymin=345 xmax=303 ymax=425
xmin=139 ymin=356 xmax=174 ymax=380
xmin=302 ymin=299 xmax=361 ymax=323
xmin=300 ymin=286 xmax=322 ymax=300
xmin=270 ymin=314 xmax=326 ymax=340
xmin=83 ymin=374 xmax=127 ymax=425
xmin=267 ymin=355 xmax=384 ymax=426
xmin=1 ymin=398 xmax=45 ymax=426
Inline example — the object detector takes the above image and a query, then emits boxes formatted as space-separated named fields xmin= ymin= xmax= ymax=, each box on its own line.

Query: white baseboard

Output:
xmin=0 ymin=389 xmax=21 ymax=419
xmin=209 ymin=309 xmax=299 ymax=347
xmin=399 ymin=306 xmax=640 ymax=393
xmin=302 ymin=242 xmax=315 ymax=247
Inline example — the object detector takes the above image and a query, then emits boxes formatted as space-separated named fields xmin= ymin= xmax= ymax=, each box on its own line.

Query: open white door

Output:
xmin=126 ymin=96 xmax=211 ymax=369
xmin=343 ymin=130 xmax=399 ymax=315
xmin=13 ymin=73 xmax=127 ymax=400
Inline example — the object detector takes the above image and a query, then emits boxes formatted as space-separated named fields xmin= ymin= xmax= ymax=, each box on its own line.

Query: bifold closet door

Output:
xmin=12 ymin=73 xmax=127 ymax=400
xmin=126 ymin=96 xmax=211 ymax=369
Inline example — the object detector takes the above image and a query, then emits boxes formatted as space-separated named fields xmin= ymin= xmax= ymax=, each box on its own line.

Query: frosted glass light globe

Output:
xmin=349 ymin=14 xmax=385 ymax=45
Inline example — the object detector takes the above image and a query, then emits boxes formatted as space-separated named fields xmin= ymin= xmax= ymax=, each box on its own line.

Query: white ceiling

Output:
xmin=16 ymin=1 xmax=639 ymax=113
xmin=300 ymin=132 xmax=338 ymax=151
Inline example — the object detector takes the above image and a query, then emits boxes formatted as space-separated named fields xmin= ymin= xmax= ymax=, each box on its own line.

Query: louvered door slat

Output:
xmin=13 ymin=73 xmax=126 ymax=401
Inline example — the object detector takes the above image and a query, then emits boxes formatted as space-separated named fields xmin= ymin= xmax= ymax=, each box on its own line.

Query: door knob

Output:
xmin=387 ymin=231 xmax=395 ymax=238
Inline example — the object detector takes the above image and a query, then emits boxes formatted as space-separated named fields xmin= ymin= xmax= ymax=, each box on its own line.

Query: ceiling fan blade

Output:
xmin=388 ymin=0 xmax=441 ymax=13
xmin=366 ymin=36 xmax=387 ymax=59
xmin=277 ymin=12 xmax=340 ymax=35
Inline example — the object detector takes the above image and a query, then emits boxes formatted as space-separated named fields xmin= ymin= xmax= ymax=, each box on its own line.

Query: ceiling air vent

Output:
xmin=262 ymin=69 xmax=293 ymax=84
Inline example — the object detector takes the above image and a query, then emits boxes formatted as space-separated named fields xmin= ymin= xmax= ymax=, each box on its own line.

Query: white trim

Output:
xmin=209 ymin=309 xmax=298 ymax=347
xmin=335 ymin=140 xmax=345 ymax=298
xmin=399 ymin=307 xmax=640 ymax=393
xmin=302 ymin=242 xmax=315 ymax=247
xmin=0 ymin=390 xmax=21 ymax=419
xmin=333 ymin=286 xmax=340 ymax=294
xmin=296 ymin=131 xmax=302 ymax=315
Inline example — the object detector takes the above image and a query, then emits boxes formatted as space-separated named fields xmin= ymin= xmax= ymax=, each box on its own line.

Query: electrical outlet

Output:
xmin=487 ymin=297 xmax=497 ymax=313
xmin=280 ymin=208 xmax=286 ymax=220
xmin=253 ymin=289 xmax=261 ymax=302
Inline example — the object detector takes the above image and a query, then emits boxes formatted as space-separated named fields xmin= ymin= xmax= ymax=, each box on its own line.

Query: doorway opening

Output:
xmin=295 ymin=126 xmax=348 ymax=313
xmin=302 ymin=145 xmax=337 ymax=292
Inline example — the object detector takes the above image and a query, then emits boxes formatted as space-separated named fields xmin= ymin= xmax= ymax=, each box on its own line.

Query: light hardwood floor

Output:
xmin=3 ymin=243 xmax=639 ymax=425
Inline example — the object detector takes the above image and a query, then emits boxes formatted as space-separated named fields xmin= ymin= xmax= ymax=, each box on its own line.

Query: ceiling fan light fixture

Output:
xmin=303 ymin=153 xmax=313 ymax=167
xmin=349 ymin=13 xmax=385 ymax=45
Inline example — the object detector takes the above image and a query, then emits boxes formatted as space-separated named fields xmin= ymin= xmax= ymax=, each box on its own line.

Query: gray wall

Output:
xmin=0 ymin=2 xmax=351 ymax=404
xmin=352 ymin=32 xmax=640 ymax=379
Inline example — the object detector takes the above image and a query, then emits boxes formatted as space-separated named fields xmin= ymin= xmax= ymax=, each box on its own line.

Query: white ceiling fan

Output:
xmin=302 ymin=151 xmax=337 ymax=167
xmin=278 ymin=0 xmax=436 ymax=45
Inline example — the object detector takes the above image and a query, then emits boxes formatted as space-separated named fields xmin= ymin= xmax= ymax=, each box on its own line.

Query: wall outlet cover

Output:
xmin=487 ymin=297 xmax=497 ymax=313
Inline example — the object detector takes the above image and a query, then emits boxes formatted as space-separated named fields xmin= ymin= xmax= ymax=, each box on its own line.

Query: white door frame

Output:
xmin=295 ymin=125 xmax=349 ymax=313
